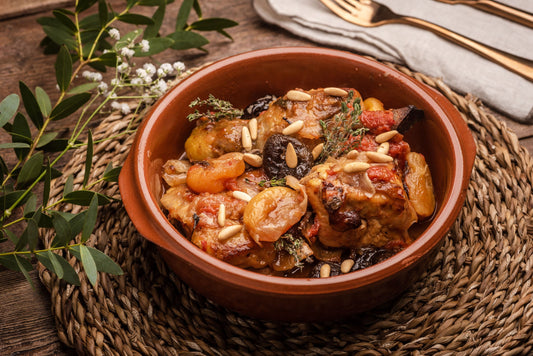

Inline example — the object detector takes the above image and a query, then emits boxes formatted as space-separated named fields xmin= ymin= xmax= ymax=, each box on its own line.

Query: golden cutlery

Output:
xmin=320 ymin=0 xmax=533 ymax=82
xmin=434 ymin=0 xmax=533 ymax=29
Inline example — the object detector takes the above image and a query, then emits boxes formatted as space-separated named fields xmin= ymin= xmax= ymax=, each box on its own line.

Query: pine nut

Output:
xmin=312 ymin=143 xmax=324 ymax=160
xmin=286 ymin=143 xmax=298 ymax=168
xmin=287 ymin=90 xmax=311 ymax=101
xmin=343 ymin=161 xmax=370 ymax=173
xmin=218 ymin=224 xmax=242 ymax=241
xmin=285 ymin=175 xmax=301 ymax=191
xmin=320 ymin=263 xmax=331 ymax=278
xmin=346 ymin=149 xmax=359 ymax=159
xmin=249 ymin=118 xmax=258 ymax=140
xmin=341 ymin=259 xmax=355 ymax=273
xmin=217 ymin=204 xmax=226 ymax=227
xmin=324 ymin=87 xmax=348 ymax=97
xmin=243 ymin=153 xmax=263 ymax=167
xmin=375 ymin=130 xmax=398 ymax=143
xmin=377 ymin=142 xmax=390 ymax=155
xmin=242 ymin=126 xmax=252 ymax=150
xmin=233 ymin=190 xmax=252 ymax=202
xmin=282 ymin=120 xmax=304 ymax=135
xmin=365 ymin=151 xmax=393 ymax=163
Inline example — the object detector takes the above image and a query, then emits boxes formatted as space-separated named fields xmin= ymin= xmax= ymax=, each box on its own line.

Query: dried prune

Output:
xmin=263 ymin=134 xmax=313 ymax=179
xmin=241 ymin=95 xmax=276 ymax=120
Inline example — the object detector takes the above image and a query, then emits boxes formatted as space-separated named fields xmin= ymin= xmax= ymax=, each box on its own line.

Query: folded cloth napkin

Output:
xmin=253 ymin=0 xmax=533 ymax=123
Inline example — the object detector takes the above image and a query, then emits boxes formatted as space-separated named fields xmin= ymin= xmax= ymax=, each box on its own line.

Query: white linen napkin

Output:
xmin=253 ymin=0 xmax=533 ymax=123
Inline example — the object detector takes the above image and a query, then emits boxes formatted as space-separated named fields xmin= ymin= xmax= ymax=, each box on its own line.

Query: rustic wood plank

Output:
xmin=0 ymin=0 xmax=74 ymax=20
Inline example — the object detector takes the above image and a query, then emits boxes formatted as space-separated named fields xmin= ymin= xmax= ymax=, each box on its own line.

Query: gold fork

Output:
xmin=434 ymin=0 xmax=533 ymax=29
xmin=320 ymin=0 xmax=533 ymax=82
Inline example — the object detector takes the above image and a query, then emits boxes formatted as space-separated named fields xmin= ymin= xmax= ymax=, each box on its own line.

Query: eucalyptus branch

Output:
xmin=0 ymin=0 xmax=239 ymax=287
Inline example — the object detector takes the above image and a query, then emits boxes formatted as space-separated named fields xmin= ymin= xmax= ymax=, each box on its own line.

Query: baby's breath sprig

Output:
xmin=317 ymin=90 xmax=368 ymax=164
xmin=0 ymin=0 xmax=238 ymax=288
xmin=187 ymin=94 xmax=244 ymax=122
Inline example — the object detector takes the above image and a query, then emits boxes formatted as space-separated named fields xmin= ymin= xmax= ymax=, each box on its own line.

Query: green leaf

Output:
xmin=0 ymin=94 xmax=20 ymax=129
xmin=82 ymin=194 xmax=98 ymax=242
xmin=63 ymin=174 xmax=74 ymax=197
xmin=103 ymin=165 xmax=121 ymax=182
xmin=46 ymin=250 xmax=64 ymax=279
xmin=35 ymin=87 xmax=52 ymax=117
xmin=16 ymin=255 xmax=35 ymax=288
xmin=79 ymin=13 xmax=100 ymax=30
xmin=53 ymin=10 xmax=77 ymax=32
xmin=37 ymin=16 xmax=75 ymax=35
xmin=19 ymin=82 xmax=44 ymax=129
xmin=167 ymin=31 xmax=208 ymax=50
xmin=63 ymin=190 xmax=111 ymax=206
xmin=126 ymin=0 xmax=139 ymax=9
xmin=8 ymin=113 xmax=31 ymax=160
xmin=50 ymin=92 xmax=91 ymax=121
xmin=23 ymin=218 xmax=39 ymax=252
xmin=138 ymin=0 xmax=165 ymax=5
xmin=67 ymin=82 xmax=99 ymax=95
xmin=51 ymin=212 xmax=73 ymax=247
xmin=116 ymin=29 xmax=143 ymax=50
xmin=134 ymin=37 xmax=174 ymax=56
xmin=98 ymin=0 xmax=108 ymax=27
xmin=80 ymin=245 xmax=98 ymax=286
xmin=69 ymin=245 xmax=123 ymax=275
xmin=23 ymin=193 xmax=37 ymax=217
xmin=176 ymin=0 xmax=194 ymax=31
xmin=192 ymin=0 xmax=201 ymax=17
xmin=118 ymin=13 xmax=154 ymax=25
xmin=76 ymin=0 xmax=98 ymax=13
xmin=189 ymin=18 xmax=238 ymax=31
xmin=0 ymin=142 xmax=30 ymax=149
xmin=0 ymin=190 xmax=31 ymax=212
xmin=39 ymin=138 xmax=70 ymax=152
xmin=83 ymin=130 xmax=93 ymax=188
xmin=41 ymin=25 xmax=77 ymax=50
xmin=16 ymin=152 xmax=44 ymax=188
xmin=143 ymin=3 xmax=165 ymax=38
xmin=36 ymin=132 xmax=58 ymax=148
xmin=55 ymin=46 xmax=73 ymax=92
xmin=93 ymin=52 xmax=117 ymax=67
xmin=36 ymin=251 xmax=80 ymax=285
xmin=87 ymin=246 xmax=123 ymax=275
xmin=4 ymin=230 xmax=18 ymax=244
xmin=40 ymin=36 xmax=61 ymax=55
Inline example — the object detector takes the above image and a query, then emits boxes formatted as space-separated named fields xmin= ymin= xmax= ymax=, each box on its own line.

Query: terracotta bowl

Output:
xmin=119 ymin=47 xmax=476 ymax=322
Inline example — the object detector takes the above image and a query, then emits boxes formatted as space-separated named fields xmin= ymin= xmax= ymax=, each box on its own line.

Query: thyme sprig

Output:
xmin=317 ymin=90 xmax=368 ymax=163
xmin=274 ymin=234 xmax=305 ymax=267
xmin=258 ymin=177 xmax=286 ymax=188
xmin=187 ymin=94 xmax=243 ymax=122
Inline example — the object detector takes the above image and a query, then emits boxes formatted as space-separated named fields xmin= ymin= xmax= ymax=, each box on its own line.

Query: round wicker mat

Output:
xmin=38 ymin=62 xmax=533 ymax=356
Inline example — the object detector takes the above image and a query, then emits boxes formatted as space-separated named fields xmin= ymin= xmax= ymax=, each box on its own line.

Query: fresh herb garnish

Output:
xmin=258 ymin=177 xmax=286 ymax=188
xmin=317 ymin=90 xmax=368 ymax=163
xmin=187 ymin=94 xmax=243 ymax=122
xmin=274 ymin=234 xmax=305 ymax=267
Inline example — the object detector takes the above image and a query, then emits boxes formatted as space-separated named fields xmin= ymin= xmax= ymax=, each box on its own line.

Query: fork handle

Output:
xmin=457 ymin=0 xmax=533 ymax=28
xmin=401 ymin=16 xmax=533 ymax=82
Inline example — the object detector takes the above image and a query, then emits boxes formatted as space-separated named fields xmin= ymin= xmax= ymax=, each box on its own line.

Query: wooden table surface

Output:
xmin=1 ymin=1 xmax=532 ymax=354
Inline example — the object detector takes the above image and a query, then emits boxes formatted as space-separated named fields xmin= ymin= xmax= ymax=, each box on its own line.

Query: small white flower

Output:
xmin=108 ymin=92 xmax=117 ymax=99
xmin=120 ymin=103 xmax=131 ymax=115
xmin=136 ymin=68 xmax=148 ymax=79
xmin=111 ymin=101 xmax=122 ymax=110
xmin=130 ymin=78 xmax=143 ymax=86
xmin=140 ymin=39 xmax=150 ymax=53
xmin=157 ymin=63 xmax=174 ymax=77
xmin=117 ymin=62 xmax=130 ymax=74
xmin=173 ymin=61 xmax=185 ymax=73
xmin=109 ymin=28 xmax=120 ymax=40
xmin=142 ymin=75 xmax=153 ymax=84
xmin=120 ymin=47 xmax=135 ymax=58
xmin=97 ymin=82 xmax=108 ymax=94
xmin=82 ymin=71 xmax=103 ymax=82
xmin=82 ymin=71 xmax=92 ymax=80
xmin=143 ymin=63 xmax=156 ymax=75
xmin=93 ymin=72 xmax=103 ymax=82
xmin=110 ymin=78 xmax=121 ymax=86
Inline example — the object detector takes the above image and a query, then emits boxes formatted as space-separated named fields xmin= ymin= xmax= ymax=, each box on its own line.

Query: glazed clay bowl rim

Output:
xmin=123 ymin=46 xmax=473 ymax=296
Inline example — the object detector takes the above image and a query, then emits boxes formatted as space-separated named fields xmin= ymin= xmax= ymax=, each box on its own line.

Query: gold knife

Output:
xmin=435 ymin=0 xmax=533 ymax=28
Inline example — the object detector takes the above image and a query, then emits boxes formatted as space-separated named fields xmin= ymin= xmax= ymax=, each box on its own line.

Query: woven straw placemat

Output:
xmin=38 ymin=61 xmax=533 ymax=356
